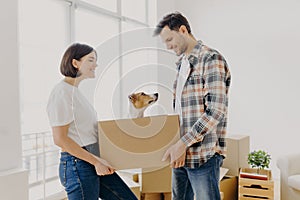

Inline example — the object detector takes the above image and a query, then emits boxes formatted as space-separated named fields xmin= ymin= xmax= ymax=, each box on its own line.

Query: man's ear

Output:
xmin=179 ymin=25 xmax=188 ymax=34
xmin=72 ymin=59 xmax=80 ymax=69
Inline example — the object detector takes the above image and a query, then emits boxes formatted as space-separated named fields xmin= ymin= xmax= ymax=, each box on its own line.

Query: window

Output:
xmin=122 ymin=0 xmax=147 ymax=23
xmin=19 ymin=0 xmax=69 ymax=133
xmin=75 ymin=6 xmax=120 ymax=115
xmin=19 ymin=0 xmax=157 ymax=199
xmin=81 ymin=0 xmax=117 ymax=12
xmin=19 ymin=0 xmax=69 ymax=198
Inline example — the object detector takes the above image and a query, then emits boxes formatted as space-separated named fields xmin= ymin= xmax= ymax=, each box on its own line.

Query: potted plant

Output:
xmin=239 ymin=150 xmax=274 ymax=198
xmin=240 ymin=150 xmax=272 ymax=180
xmin=248 ymin=150 xmax=271 ymax=172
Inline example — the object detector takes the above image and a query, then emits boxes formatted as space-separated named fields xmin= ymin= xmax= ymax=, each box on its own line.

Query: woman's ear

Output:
xmin=72 ymin=59 xmax=80 ymax=69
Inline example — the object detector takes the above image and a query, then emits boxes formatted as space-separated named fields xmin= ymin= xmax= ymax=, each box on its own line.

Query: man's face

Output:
xmin=160 ymin=26 xmax=188 ymax=56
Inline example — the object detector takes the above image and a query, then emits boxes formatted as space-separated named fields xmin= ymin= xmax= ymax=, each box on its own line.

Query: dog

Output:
xmin=128 ymin=92 xmax=159 ymax=118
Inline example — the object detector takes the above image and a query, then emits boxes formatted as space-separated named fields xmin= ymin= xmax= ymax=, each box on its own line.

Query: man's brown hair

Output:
xmin=153 ymin=12 xmax=191 ymax=36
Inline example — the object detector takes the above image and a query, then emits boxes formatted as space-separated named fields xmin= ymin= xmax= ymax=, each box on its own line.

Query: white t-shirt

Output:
xmin=175 ymin=56 xmax=190 ymax=124
xmin=47 ymin=80 xmax=98 ymax=147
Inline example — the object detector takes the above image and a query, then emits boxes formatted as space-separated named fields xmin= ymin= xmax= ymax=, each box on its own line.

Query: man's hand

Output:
xmin=162 ymin=139 xmax=187 ymax=168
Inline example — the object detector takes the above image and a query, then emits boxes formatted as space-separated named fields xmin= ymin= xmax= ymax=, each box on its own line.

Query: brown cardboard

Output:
xmin=220 ymin=176 xmax=238 ymax=200
xmin=98 ymin=115 xmax=180 ymax=170
xmin=141 ymin=166 xmax=172 ymax=193
xmin=223 ymin=135 xmax=250 ymax=176
xmin=141 ymin=192 xmax=171 ymax=200
xmin=163 ymin=192 xmax=171 ymax=200
xmin=141 ymin=193 xmax=162 ymax=200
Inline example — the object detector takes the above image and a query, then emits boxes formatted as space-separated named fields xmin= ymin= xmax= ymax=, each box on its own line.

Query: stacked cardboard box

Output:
xmin=220 ymin=176 xmax=238 ymax=200
xmin=223 ymin=135 xmax=250 ymax=176
xmin=220 ymin=135 xmax=250 ymax=200
xmin=141 ymin=166 xmax=171 ymax=193
xmin=118 ymin=168 xmax=171 ymax=200
xmin=141 ymin=192 xmax=171 ymax=200
xmin=141 ymin=166 xmax=172 ymax=200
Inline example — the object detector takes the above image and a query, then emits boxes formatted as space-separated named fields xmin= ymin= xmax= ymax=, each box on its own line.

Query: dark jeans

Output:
xmin=172 ymin=153 xmax=223 ymax=200
xmin=59 ymin=151 xmax=137 ymax=200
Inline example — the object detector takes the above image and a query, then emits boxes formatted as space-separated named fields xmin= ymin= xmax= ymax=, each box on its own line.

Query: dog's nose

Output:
xmin=154 ymin=93 xmax=158 ymax=98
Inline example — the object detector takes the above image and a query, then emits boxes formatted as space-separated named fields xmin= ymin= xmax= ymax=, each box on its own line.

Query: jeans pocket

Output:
xmin=216 ymin=153 xmax=224 ymax=167
xmin=59 ymin=161 xmax=67 ymax=187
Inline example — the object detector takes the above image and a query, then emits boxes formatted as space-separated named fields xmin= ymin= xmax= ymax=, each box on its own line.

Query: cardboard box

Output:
xmin=98 ymin=115 xmax=180 ymax=170
xmin=141 ymin=166 xmax=172 ymax=193
xmin=223 ymin=135 xmax=250 ymax=176
xmin=220 ymin=176 xmax=238 ymax=200
xmin=141 ymin=193 xmax=162 ymax=200
xmin=163 ymin=192 xmax=171 ymax=200
xmin=142 ymin=192 xmax=170 ymax=200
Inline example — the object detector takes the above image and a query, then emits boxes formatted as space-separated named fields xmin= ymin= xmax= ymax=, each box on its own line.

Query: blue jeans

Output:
xmin=59 ymin=150 xmax=137 ymax=200
xmin=172 ymin=153 xmax=223 ymax=200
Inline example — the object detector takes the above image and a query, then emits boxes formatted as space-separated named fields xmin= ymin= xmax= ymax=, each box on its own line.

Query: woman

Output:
xmin=47 ymin=43 xmax=137 ymax=200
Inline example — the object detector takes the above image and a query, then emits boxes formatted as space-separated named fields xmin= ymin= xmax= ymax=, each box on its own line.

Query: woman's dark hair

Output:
xmin=60 ymin=43 xmax=96 ymax=78
xmin=153 ymin=12 xmax=191 ymax=36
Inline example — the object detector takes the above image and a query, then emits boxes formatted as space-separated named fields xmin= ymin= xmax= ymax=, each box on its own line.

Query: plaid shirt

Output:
xmin=173 ymin=41 xmax=231 ymax=168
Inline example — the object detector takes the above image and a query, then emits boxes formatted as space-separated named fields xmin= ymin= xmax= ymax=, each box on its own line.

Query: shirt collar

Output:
xmin=176 ymin=40 xmax=203 ymax=70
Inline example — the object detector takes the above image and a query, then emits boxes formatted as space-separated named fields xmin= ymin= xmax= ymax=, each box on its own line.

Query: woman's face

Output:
xmin=75 ymin=51 xmax=97 ymax=79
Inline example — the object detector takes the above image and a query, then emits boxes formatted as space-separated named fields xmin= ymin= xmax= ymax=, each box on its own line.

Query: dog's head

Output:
xmin=128 ymin=92 xmax=159 ymax=109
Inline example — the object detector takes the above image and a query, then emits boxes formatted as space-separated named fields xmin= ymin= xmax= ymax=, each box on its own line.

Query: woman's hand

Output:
xmin=52 ymin=126 xmax=115 ymax=175
xmin=93 ymin=156 xmax=115 ymax=176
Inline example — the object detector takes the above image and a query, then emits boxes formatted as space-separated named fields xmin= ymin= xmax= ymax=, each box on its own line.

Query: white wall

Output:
xmin=0 ymin=0 xmax=22 ymax=172
xmin=0 ymin=0 xmax=28 ymax=199
xmin=172 ymin=0 xmax=300 ymax=177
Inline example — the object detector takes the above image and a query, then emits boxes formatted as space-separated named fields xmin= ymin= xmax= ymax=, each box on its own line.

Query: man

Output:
xmin=154 ymin=12 xmax=231 ymax=200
